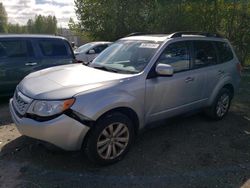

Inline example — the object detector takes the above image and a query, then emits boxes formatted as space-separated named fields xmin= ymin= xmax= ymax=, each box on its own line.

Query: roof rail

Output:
xmin=169 ymin=31 xmax=223 ymax=38
xmin=125 ymin=32 xmax=154 ymax=37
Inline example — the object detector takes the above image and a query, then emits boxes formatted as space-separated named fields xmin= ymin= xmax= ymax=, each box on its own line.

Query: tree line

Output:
xmin=0 ymin=3 xmax=57 ymax=34
xmin=72 ymin=0 xmax=250 ymax=65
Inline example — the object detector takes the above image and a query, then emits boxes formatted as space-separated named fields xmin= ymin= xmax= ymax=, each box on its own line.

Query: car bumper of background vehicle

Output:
xmin=9 ymin=99 xmax=90 ymax=151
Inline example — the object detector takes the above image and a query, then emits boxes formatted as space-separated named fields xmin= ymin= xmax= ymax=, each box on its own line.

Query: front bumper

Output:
xmin=9 ymin=99 xmax=90 ymax=151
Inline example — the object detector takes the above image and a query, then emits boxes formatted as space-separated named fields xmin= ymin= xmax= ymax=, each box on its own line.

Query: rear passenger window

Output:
xmin=214 ymin=41 xmax=234 ymax=63
xmin=0 ymin=40 xmax=29 ymax=58
xmin=39 ymin=40 xmax=68 ymax=57
xmin=157 ymin=41 xmax=190 ymax=72
xmin=193 ymin=41 xmax=217 ymax=68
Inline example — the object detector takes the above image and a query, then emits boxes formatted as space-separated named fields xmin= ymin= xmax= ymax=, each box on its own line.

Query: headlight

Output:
xmin=28 ymin=98 xmax=75 ymax=117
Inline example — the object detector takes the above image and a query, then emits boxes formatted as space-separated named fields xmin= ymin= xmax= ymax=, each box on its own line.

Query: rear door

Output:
xmin=191 ymin=40 xmax=222 ymax=100
xmin=0 ymin=38 xmax=35 ymax=96
xmin=35 ymin=38 xmax=74 ymax=70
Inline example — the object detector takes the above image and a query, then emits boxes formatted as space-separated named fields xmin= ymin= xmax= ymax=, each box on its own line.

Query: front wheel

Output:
xmin=84 ymin=112 xmax=135 ymax=165
xmin=205 ymin=88 xmax=232 ymax=120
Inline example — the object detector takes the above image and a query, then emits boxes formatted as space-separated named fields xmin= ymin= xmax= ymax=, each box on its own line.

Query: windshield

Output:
xmin=90 ymin=40 xmax=162 ymax=73
xmin=75 ymin=43 xmax=94 ymax=53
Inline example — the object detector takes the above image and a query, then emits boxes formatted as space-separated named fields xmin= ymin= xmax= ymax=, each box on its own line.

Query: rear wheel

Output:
xmin=84 ymin=112 xmax=135 ymax=165
xmin=205 ymin=88 xmax=232 ymax=120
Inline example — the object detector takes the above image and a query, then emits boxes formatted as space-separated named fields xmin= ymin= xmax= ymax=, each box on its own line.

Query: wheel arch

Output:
xmin=208 ymin=81 xmax=235 ymax=106
xmin=81 ymin=106 xmax=140 ymax=149
xmin=223 ymin=83 xmax=234 ymax=98
xmin=96 ymin=107 xmax=140 ymax=135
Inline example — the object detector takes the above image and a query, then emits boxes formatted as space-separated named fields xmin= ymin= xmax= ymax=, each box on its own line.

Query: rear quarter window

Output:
xmin=38 ymin=39 xmax=70 ymax=57
xmin=214 ymin=41 xmax=234 ymax=63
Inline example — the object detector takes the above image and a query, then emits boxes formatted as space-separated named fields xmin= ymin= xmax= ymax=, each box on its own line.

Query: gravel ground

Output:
xmin=0 ymin=69 xmax=250 ymax=188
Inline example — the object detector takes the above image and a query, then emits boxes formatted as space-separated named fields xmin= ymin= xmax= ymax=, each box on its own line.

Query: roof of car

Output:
xmin=121 ymin=32 xmax=225 ymax=42
xmin=89 ymin=41 xmax=112 ymax=44
xmin=77 ymin=41 xmax=112 ymax=48
xmin=121 ymin=34 xmax=170 ymax=42
xmin=0 ymin=34 xmax=66 ymax=39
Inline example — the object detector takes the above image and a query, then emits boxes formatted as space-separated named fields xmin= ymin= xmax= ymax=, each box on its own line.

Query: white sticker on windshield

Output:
xmin=139 ymin=43 xmax=159 ymax=49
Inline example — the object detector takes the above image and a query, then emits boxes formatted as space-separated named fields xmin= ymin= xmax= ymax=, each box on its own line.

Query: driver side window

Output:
xmin=93 ymin=44 xmax=108 ymax=54
xmin=157 ymin=41 xmax=190 ymax=73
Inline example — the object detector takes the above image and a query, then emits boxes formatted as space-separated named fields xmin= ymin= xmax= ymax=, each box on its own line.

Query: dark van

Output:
xmin=0 ymin=35 xmax=75 ymax=96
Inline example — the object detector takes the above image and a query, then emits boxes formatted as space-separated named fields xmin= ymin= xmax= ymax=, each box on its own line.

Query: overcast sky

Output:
xmin=1 ymin=0 xmax=77 ymax=28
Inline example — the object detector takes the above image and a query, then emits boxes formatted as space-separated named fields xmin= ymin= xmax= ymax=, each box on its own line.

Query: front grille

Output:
xmin=13 ymin=90 xmax=32 ymax=116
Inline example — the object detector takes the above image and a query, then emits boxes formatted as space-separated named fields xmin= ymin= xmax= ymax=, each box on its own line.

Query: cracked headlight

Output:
xmin=28 ymin=98 xmax=75 ymax=117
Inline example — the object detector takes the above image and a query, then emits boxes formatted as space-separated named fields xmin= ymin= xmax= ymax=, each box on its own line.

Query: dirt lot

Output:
xmin=1 ymin=69 xmax=250 ymax=188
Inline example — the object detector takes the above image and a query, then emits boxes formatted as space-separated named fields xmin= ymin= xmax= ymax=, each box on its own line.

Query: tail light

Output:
xmin=236 ymin=62 xmax=242 ymax=75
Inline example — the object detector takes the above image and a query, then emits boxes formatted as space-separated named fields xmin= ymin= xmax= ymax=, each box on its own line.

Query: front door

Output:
xmin=145 ymin=41 xmax=206 ymax=123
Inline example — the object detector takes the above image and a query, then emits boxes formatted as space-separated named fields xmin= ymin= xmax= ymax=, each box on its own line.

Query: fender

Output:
xmin=71 ymin=89 xmax=145 ymax=129
xmin=207 ymin=75 xmax=234 ymax=106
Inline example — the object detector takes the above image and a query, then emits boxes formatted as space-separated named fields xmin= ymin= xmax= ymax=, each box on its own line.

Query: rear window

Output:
xmin=38 ymin=39 xmax=69 ymax=57
xmin=214 ymin=41 xmax=234 ymax=63
xmin=0 ymin=40 xmax=30 ymax=58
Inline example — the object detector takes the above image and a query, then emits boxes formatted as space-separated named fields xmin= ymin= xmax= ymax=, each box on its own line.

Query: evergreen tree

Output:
xmin=0 ymin=3 xmax=8 ymax=33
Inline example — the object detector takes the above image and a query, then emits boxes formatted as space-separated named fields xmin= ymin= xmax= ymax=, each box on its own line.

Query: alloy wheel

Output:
xmin=216 ymin=93 xmax=230 ymax=117
xmin=97 ymin=122 xmax=129 ymax=160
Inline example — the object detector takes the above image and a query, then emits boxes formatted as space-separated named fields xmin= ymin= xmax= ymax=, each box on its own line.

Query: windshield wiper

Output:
xmin=91 ymin=65 xmax=118 ymax=73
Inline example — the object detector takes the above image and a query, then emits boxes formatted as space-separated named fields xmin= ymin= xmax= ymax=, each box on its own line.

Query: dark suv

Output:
xmin=0 ymin=35 xmax=75 ymax=96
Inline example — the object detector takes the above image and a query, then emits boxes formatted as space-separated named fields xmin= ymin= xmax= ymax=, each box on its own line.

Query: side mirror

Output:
xmin=88 ymin=49 xmax=95 ymax=54
xmin=155 ymin=64 xmax=174 ymax=76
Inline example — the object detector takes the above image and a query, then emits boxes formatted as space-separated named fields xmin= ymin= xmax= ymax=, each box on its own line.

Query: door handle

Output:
xmin=185 ymin=77 xmax=194 ymax=83
xmin=25 ymin=62 xmax=37 ymax=66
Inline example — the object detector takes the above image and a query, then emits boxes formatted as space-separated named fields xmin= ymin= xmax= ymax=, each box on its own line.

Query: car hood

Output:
xmin=18 ymin=64 xmax=133 ymax=100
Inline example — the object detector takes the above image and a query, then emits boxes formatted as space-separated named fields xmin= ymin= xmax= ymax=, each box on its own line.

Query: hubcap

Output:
xmin=97 ymin=123 xmax=129 ymax=160
xmin=216 ymin=93 xmax=230 ymax=117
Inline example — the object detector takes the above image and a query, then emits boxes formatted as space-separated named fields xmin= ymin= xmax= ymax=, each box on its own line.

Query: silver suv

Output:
xmin=9 ymin=32 xmax=241 ymax=165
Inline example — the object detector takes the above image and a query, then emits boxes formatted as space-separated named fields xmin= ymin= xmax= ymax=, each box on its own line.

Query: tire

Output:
xmin=205 ymin=88 xmax=232 ymax=120
xmin=84 ymin=112 xmax=135 ymax=165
